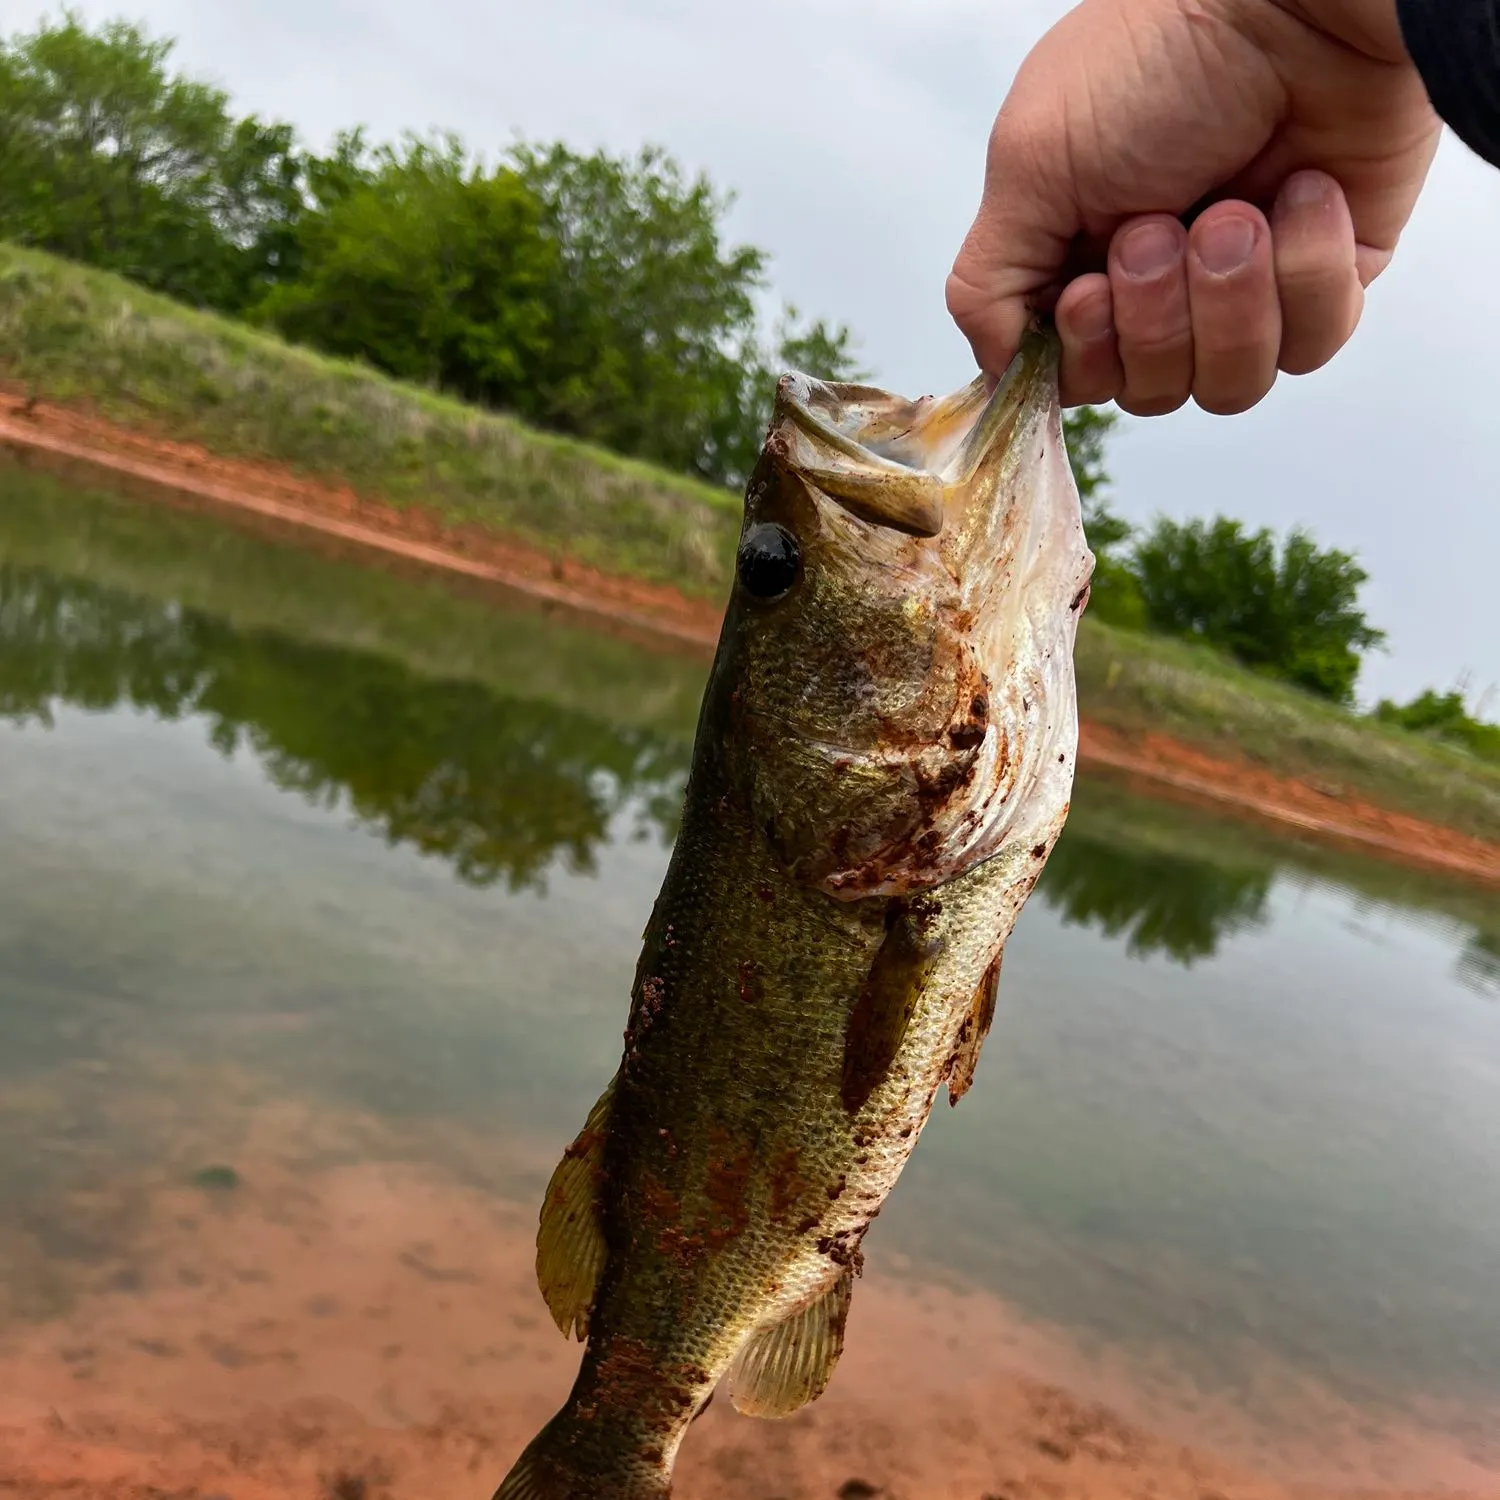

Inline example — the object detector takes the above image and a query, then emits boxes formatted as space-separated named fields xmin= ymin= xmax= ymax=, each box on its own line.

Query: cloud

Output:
xmin=4 ymin=0 xmax=1496 ymax=704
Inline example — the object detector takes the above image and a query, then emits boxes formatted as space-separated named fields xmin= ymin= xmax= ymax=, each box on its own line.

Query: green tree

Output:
xmin=773 ymin=307 xmax=865 ymax=388
xmin=1061 ymin=405 xmax=1128 ymax=549
xmin=257 ymin=133 xmax=555 ymax=407
xmin=0 ymin=15 xmax=1140 ymax=512
xmin=1459 ymin=929 xmax=1500 ymax=995
xmin=302 ymin=127 xmax=378 ymax=211
xmin=1131 ymin=515 xmax=1385 ymax=702
xmin=0 ymin=11 xmax=302 ymax=311
xmin=1057 ymin=404 xmax=1144 ymax=629
xmin=510 ymin=140 xmax=770 ymax=481
xmin=1372 ymin=687 xmax=1500 ymax=763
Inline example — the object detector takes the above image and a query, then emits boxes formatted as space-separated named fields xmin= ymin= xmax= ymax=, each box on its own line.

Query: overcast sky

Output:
xmin=6 ymin=0 xmax=1496 ymax=708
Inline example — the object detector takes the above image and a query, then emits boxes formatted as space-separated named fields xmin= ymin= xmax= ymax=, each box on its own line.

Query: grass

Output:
xmin=1 ymin=241 xmax=1497 ymax=845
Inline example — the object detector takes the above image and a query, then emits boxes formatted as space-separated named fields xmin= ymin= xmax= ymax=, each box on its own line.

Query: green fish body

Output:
xmin=496 ymin=330 xmax=1094 ymax=1499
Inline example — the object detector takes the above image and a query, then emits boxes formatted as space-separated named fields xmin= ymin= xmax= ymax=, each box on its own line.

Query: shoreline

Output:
xmin=2 ymin=387 xmax=1497 ymax=891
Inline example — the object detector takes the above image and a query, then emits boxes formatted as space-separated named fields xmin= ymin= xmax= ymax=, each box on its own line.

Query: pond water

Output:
xmin=1 ymin=464 xmax=1498 ymax=1500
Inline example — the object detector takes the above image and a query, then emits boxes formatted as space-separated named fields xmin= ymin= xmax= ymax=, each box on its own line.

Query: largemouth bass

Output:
xmin=495 ymin=327 xmax=1094 ymax=1500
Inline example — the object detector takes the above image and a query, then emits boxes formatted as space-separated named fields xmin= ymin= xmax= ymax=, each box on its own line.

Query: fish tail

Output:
xmin=492 ymin=1411 xmax=672 ymax=1500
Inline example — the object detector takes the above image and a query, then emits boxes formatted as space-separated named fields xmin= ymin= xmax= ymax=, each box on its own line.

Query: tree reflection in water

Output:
xmin=2 ymin=557 xmax=1491 ymax=988
xmin=0 ymin=565 xmax=690 ymax=891
xmin=1459 ymin=929 xmax=1500 ymax=997
xmin=1037 ymin=821 xmax=1271 ymax=965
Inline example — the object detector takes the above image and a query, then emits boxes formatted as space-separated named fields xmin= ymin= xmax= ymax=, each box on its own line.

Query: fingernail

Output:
xmin=1195 ymin=216 xmax=1256 ymax=276
xmin=1281 ymin=171 xmax=1335 ymax=211
xmin=1117 ymin=222 xmax=1180 ymax=280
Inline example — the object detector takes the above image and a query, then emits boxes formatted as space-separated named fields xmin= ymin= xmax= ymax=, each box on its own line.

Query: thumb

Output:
xmin=946 ymin=107 xmax=1080 ymax=377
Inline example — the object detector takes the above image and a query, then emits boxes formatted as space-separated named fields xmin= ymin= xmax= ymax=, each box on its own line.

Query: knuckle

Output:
xmin=1193 ymin=328 xmax=1278 ymax=412
xmin=1113 ymin=280 xmax=1193 ymax=348
xmin=944 ymin=261 xmax=996 ymax=328
xmin=1278 ymin=338 xmax=1338 ymax=377
xmin=944 ymin=269 xmax=978 ymax=323
xmin=1276 ymin=294 xmax=1359 ymax=375
xmin=1116 ymin=322 xmax=1192 ymax=362
xmin=1274 ymin=241 xmax=1353 ymax=301
xmin=1117 ymin=326 xmax=1193 ymax=412
xmin=1118 ymin=387 xmax=1189 ymax=418
xmin=1194 ymin=380 xmax=1270 ymax=416
xmin=1197 ymin=332 xmax=1277 ymax=370
xmin=1063 ymin=375 xmax=1121 ymax=406
xmin=1275 ymin=262 xmax=1345 ymax=308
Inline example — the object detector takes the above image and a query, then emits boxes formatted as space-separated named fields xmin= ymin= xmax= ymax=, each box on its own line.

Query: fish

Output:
xmin=494 ymin=325 xmax=1095 ymax=1500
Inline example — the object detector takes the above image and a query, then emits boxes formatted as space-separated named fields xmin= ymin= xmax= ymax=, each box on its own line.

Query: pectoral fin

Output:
xmin=728 ymin=1269 xmax=855 ymax=1418
xmin=535 ymin=1075 xmax=615 ymax=1341
xmin=842 ymin=904 xmax=946 ymax=1114
xmin=947 ymin=952 xmax=1002 ymax=1106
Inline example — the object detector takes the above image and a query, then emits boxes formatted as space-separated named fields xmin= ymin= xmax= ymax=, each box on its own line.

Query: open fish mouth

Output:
xmin=750 ymin=325 xmax=1093 ymax=900
xmin=768 ymin=328 xmax=1059 ymax=547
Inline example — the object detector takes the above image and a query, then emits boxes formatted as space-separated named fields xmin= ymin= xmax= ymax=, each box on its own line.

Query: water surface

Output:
xmin=2 ymin=467 xmax=1498 ymax=1496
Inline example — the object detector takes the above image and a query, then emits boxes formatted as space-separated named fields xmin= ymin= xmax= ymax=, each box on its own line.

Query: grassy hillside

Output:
xmin=2 ymin=242 xmax=1498 ymax=844
xmin=1074 ymin=625 xmax=1500 ymax=842
xmin=0 ymin=244 xmax=741 ymax=597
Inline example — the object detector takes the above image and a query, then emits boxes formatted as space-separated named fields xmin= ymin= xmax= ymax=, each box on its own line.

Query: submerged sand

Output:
xmin=2 ymin=1109 xmax=1496 ymax=1500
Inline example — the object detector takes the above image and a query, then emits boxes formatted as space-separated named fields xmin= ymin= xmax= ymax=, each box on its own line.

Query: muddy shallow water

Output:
xmin=2 ymin=469 xmax=1499 ymax=1499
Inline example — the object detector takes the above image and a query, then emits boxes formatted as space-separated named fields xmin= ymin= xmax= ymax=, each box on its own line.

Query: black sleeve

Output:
xmin=1397 ymin=0 xmax=1500 ymax=166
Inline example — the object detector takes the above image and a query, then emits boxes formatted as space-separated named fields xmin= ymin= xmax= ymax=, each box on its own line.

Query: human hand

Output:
xmin=947 ymin=0 xmax=1442 ymax=414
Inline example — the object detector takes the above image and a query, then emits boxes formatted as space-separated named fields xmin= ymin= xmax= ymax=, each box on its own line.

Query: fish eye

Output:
xmin=737 ymin=522 xmax=802 ymax=601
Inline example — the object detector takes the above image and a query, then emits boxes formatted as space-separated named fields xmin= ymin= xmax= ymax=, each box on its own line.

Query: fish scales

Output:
xmin=496 ymin=326 xmax=1093 ymax=1500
